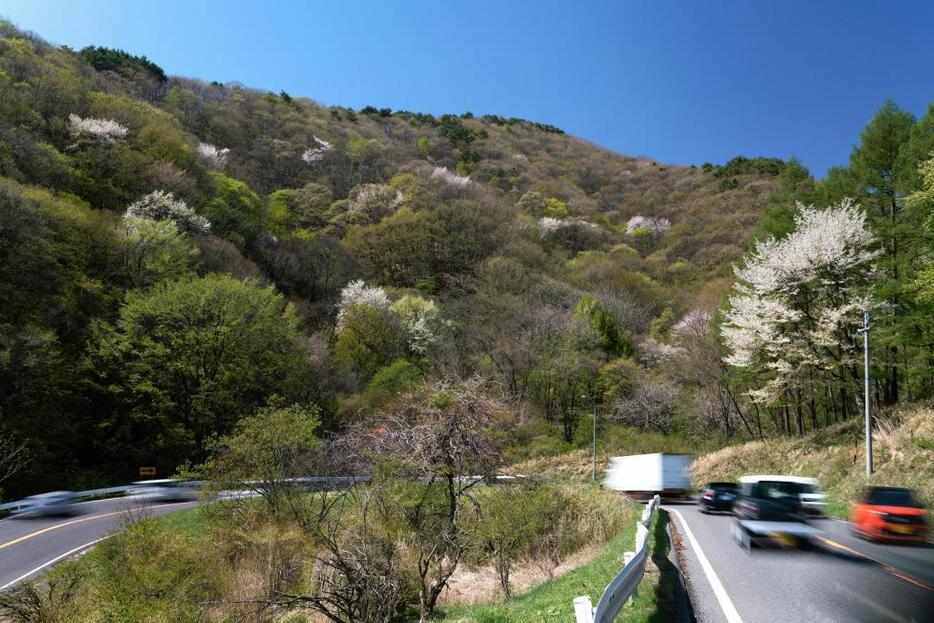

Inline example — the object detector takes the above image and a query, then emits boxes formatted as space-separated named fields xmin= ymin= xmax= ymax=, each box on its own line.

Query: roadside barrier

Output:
xmin=573 ymin=494 xmax=661 ymax=623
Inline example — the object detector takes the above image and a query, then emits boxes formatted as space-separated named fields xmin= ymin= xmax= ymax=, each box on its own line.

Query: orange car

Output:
xmin=850 ymin=486 xmax=929 ymax=543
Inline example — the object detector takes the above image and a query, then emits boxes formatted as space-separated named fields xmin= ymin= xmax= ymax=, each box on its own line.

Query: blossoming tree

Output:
xmin=721 ymin=199 xmax=879 ymax=431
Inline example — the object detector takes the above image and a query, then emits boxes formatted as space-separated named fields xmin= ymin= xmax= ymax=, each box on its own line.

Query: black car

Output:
xmin=698 ymin=481 xmax=738 ymax=513
xmin=733 ymin=477 xmax=806 ymax=522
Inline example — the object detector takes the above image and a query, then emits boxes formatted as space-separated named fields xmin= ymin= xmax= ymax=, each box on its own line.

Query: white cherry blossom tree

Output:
xmin=721 ymin=199 xmax=878 ymax=406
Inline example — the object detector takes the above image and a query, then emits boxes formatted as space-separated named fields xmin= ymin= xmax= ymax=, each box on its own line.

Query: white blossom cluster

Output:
xmin=124 ymin=190 xmax=211 ymax=235
xmin=197 ymin=142 xmax=230 ymax=168
xmin=538 ymin=216 xmax=597 ymax=238
xmin=671 ymin=309 xmax=710 ymax=338
xmin=638 ymin=337 xmax=684 ymax=367
xmin=302 ymin=135 xmax=333 ymax=163
xmin=721 ymin=199 xmax=878 ymax=401
xmin=431 ymin=166 xmax=471 ymax=187
xmin=626 ymin=215 xmax=671 ymax=234
xmin=336 ymin=282 xmax=447 ymax=354
xmin=336 ymin=280 xmax=391 ymax=328
xmin=68 ymin=113 xmax=128 ymax=145
xmin=391 ymin=295 xmax=447 ymax=355
xmin=345 ymin=184 xmax=403 ymax=223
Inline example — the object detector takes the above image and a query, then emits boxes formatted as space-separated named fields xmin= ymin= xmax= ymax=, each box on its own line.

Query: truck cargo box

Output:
xmin=604 ymin=453 xmax=692 ymax=497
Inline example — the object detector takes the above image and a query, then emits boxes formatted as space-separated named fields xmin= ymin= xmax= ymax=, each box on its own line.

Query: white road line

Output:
xmin=668 ymin=507 xmax=744 ymax=623
xmin=0 ymin=536 xmax=110 ymax=590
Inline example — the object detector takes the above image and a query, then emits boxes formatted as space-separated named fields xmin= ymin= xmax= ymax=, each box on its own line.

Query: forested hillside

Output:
xmin=0 ymin=21 xmax=932 ymax=500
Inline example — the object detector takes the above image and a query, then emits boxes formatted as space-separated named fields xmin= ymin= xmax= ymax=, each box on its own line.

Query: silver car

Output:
xmin=11 ymin=491 xmax=78 ymax=518
xmin=127 ymin=479 xmax=198 ymax=503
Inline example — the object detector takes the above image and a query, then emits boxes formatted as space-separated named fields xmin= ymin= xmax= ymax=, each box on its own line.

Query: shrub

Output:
xmin=87 ymin=518 xmax=222 ymax=622
xmin=201 ymin=172 xmax=262 ymax=247
xmin=365 ymin=359 xmax=423 ymax=399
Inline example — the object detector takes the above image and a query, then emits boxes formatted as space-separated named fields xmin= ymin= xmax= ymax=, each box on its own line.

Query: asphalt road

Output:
xmin=667 ymin=503 xmax=934 ymax=623
xmin=0 ymin=497 xmax=196 ymax=589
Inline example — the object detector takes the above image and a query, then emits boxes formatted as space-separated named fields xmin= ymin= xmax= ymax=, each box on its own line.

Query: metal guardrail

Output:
xmin=573 ymin=494 xmax=661 ymax=623
xmin=0 ymin=485 xmax=133 ymax=515
xmin=0 ymin=474 xmax=523 ymax=516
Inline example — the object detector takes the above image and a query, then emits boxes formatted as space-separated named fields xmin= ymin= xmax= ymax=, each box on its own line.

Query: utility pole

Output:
xmin=592 ymin=405 xmax=598 ymax=484
xmin=858 ymin=311 xmax=872 ymax=476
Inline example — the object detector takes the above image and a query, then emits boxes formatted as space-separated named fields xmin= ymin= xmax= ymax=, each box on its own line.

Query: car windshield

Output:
xmin=866 ymin=488 xmax=918 ymax=507
xmin=756 ymin=481 xmax=804 ymax=499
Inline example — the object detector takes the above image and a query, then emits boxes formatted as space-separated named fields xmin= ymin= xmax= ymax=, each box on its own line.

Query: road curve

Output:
xmin=667 ymin=503 xmax=934 ymax=623
xmin=0 ymin=497 xmax=196 ymax=589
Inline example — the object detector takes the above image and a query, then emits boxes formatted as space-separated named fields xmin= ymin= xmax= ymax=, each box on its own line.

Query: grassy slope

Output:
xmin=437 ymin=502 xmax=677 ymax=623
xmin=693 ymin=403 xmax=934 ymax=517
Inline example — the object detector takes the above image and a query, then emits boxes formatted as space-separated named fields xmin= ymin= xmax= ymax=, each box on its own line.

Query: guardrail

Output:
xmin=0 ymin=485 xmax=134 ymax=515
xmin=573 ymin=494 xmax=661 ymax=623
xmin=0 ymin=474 xmax=524 ymax=517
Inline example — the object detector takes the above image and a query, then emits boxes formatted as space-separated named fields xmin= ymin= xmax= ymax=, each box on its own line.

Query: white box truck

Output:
xmin=604 ymin=453 xmax=693 ymax=499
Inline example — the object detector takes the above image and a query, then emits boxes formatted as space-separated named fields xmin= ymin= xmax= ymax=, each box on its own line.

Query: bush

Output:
xmin=366 ymin=359 xmax=423 ymax=398
xmin=470 ymin=484 xmax=631 ymax=599
xmin=85 ymin=518 xmax=222 ymax=622
xmin=201 ymin=172 xmax=262 ymax=247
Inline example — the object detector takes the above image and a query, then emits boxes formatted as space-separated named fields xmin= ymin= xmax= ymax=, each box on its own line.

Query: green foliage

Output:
xmin=714 ymin=155 xmax=788 ymax=178
xmin=439 ymin=114 xmax=477 ymax=146
xmin=85 ymin=518 xmax=221 ymax=622
xmin=365 ymin=359 xmax=423 ymax=399
xmin=79 ymin=45 xmax=167 ymax=82
xmin=442 ymin=489 xmax=635 ymax=620
xmin=334 ymin=304 xmax=406 ymax=380
xmin=202 ymin=172 xmax=262 ymax=247
xmin=517 ymin=191 xmax=568 ymax=218
xmin=210 ymin=402 xmax=320 ymax=479
xmin=90 ymin=274 xmax=310 ymax=464
xmin=119 ymin=217 xmax=196 ymax=287
xmin=596 ymin=357 xmax=640 ymax=403
xmin=574 ymin=295 xmax=632 ymax=357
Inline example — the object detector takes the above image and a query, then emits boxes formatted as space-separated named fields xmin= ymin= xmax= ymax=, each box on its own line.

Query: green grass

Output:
xmin=624 ymin=510 xmax=682 ymax=622
xmin=155 ymin=505 xmax=210 ymax=537
xmin=434 ymin=498 xmax=677 ymax=623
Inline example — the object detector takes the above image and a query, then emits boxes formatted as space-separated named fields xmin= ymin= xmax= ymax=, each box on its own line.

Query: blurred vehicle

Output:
xmin=604 ymin=453 xmax=693 ymax=500
xmin=731 ymin=475 xmax=822 ymax=549
xmin=11 ymin=491 xmax=78 ymax=518
xmin=698 ymin=481 xmax=738 ymax=513
xmin=127 ymin=479 xmax=198 ymax=503
xmin=850 ymin=486 xmax=929 ymax=543
xmin=790 ymin=476 xmax=826 ymax=516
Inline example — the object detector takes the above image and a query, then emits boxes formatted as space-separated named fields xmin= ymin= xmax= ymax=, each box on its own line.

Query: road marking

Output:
xmin=816 ymin=536 xmax=933 ymax=592
xmin=0 ymin=536 xmax=111 ymax=590
xmin=0 ymin=502 xmax=192 ymax=551
xmin=668 ymin=507 xmax=744 ymax=623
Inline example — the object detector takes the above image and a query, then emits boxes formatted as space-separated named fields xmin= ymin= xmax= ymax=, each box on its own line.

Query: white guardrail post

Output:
xmin=574 ymin=494 xmax=660 ymax=623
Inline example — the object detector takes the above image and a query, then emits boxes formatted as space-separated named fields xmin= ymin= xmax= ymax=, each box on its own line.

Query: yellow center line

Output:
xmin=0 ymin=502 xmax=193 ymax=551
xmin=816 ymin=536 xmax=933 ymax=592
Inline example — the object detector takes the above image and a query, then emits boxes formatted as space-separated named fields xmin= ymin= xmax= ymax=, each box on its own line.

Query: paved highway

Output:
xmin=3 ymin=493 xmax=933 ymax=623
xmin=0 ymin=497 xmax=196 ymax=589
xmin=668 ymin=503 xmax=934 ymax=623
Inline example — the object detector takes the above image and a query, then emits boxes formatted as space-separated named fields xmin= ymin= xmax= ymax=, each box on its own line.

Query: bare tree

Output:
xmin=346 ymin=378 xmax=510 ymax=622
xmin=0 ymin=434 xmax=28 ymax=497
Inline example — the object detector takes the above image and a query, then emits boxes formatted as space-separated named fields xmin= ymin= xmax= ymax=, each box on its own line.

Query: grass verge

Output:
xmin=436 ymin=498 xmax=680 ymax=622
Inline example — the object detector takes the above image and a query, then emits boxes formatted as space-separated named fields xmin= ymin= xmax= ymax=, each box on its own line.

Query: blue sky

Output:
xmin=4 ymin=0 xmax=932 ymax=176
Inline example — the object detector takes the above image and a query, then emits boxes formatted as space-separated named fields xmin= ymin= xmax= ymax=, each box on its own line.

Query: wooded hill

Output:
xmin=2 ymin=21 xmax=925 ymax=498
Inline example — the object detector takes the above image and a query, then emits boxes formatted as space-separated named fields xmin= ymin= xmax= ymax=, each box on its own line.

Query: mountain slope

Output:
xmin=0 ymin=21 xmax=796 ymax=496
